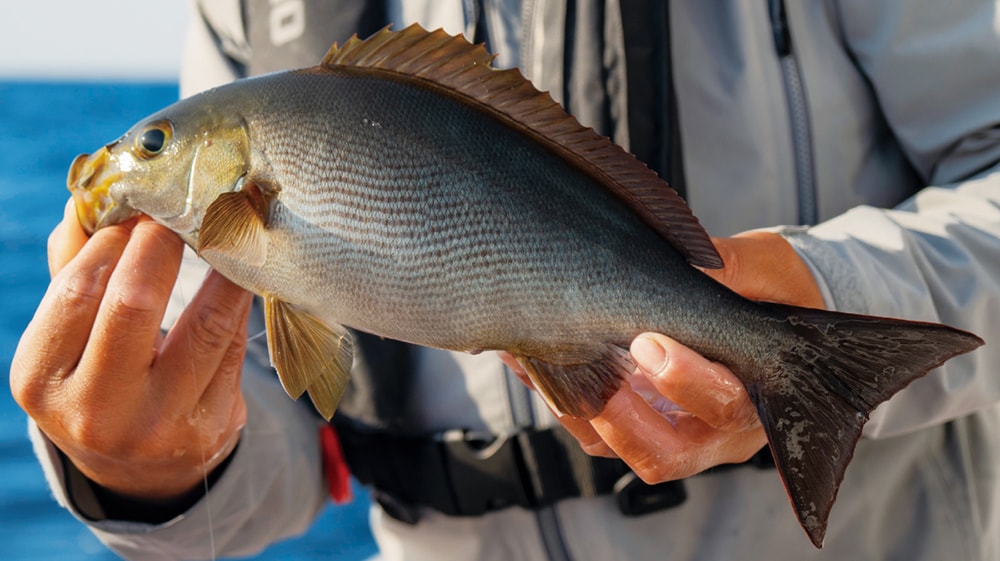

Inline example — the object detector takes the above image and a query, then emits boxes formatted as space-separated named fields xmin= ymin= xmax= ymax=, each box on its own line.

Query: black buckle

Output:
xmin=438 ymin=429 xmax=692 ymax=518
xmin=373 ymin=430 xmax=538 ymax=525
xmin=613 ymin=472 xmax=687 ymax=516
xmin=437 ymin=429 xmax=536 ymax=515
xmin=373 ymin=489 xmax=423 ymax=525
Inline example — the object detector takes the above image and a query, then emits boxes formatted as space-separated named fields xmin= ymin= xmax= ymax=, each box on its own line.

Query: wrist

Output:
xmin=50 ymin=418 xmax=243 ymax=503
xmin=59 ymin=440 xmax=239 ymax=524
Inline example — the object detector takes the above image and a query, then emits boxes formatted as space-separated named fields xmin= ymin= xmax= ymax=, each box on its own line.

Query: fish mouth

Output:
xmin=67 ymin=145 xmax=137 ymax=234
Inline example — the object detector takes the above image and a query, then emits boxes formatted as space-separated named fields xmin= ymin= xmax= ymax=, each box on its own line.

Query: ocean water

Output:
xmin=0 ymin=81 xmax=377 ymax=560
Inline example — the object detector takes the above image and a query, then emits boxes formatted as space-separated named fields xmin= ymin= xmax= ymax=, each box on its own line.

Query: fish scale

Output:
xmin=66 ymin=25 xmax=983 ymax=548
xmin=229 ymin=69 xmax=681 ymax=349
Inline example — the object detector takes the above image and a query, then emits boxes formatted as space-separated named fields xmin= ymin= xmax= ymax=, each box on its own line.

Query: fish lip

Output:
xmin=67 ymin=146 xmax=136 ymax=234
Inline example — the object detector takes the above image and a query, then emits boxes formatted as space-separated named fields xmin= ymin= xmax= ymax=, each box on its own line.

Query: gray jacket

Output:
xmin=33 ymin=0 xmax=1000 ymax=560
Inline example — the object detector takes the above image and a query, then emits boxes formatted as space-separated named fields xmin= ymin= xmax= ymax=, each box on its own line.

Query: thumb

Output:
xmin=630 ymin=333 xmax=759 ymax=432
xmin=702 ymin=231 xmax=824 ymax=309
xmin=48 ymin=199 xmax=91 ymax=277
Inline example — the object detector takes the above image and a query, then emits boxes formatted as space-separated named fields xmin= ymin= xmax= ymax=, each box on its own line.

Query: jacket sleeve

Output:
xmin=179 ymin=0 xmax=246 ymax=97
xmin=782 ymin=0 xmax=1000 ymax=439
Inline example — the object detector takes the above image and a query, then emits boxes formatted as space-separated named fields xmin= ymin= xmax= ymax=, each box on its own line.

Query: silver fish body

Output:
xmin=194 ymin=69 xmax=748 ymax=356
xmin=67 ymin=26 xmax=983 ymax=547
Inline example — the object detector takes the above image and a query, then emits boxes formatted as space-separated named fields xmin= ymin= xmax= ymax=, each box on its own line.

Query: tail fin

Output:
xmin=754 ymin=303 xmax=983 ymax=548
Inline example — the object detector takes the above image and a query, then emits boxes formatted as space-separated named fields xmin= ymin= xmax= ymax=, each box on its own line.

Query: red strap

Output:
xmin=320 ymin=424 xmax=352 ymax=504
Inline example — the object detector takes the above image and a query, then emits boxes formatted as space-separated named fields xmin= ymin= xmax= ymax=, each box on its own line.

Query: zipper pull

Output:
xmin=767 ymin=0 xmax=792 ymax=57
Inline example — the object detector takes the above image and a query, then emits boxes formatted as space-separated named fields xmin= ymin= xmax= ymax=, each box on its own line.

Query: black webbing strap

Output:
xmin=334 ymin=418 xmax=773 ymax=524
xmin=619 ymin=0 xmax=686 ymax=200
xmin=336 ymin=419 xmax=624 ymax=522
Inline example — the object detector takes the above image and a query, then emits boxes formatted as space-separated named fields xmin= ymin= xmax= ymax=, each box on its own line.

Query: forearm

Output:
xmin=782 ymin=168 xmax=1000 ymax=438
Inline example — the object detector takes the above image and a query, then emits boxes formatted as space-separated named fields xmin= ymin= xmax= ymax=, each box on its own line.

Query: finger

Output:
xmin=557 ymin=413 xmax=619 ymax=458
xmin=156 ymin=270 xmax=254 ymax=409
xmin=591 ymin=389 xmax=766 ymax=483
xmin=193 ymin=318 xmax=250 ymax=438
xmin=48 ymin=199 xmax=90 ymax=277
xmin=78 ymin=220 xmax=184 ymax=386
xmin=629 ymin=372 xmax=683 ymax=415
xmin=703 ymin=232 xmax=824 ymax=309
xmin=169 ymin=293 xmax=250 ymax=469
xmin=590 ymin=389 xmax=695 ymax=481
xmin=630 ymin=334 xmax=759 ymax=432
xmin=648 ymin=412 xmax=767 ymax=475
xmin=10 ymin=223 xmax=137 ymax=413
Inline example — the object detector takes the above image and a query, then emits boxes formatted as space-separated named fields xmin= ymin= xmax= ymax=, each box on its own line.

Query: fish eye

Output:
xmin=134 ymin=119 xmax=173 ymax=159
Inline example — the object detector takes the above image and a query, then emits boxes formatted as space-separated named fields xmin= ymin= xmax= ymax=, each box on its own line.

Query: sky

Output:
xmin=0 ymin=1 xmax=190 ymax=80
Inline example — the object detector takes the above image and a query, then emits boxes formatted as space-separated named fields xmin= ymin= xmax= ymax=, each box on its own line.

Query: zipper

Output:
xmin=662 ymin=1 xmax=686 ymax=201
xmin=768 ymin=0 xmax=818 ymax=225
xmin=498 ymin=3 xmax=574 ymax=559
xmin=503 ymin=363 xmax=576 ymax=561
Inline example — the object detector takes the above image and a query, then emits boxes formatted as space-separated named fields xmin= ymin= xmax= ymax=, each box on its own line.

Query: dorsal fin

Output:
xmin=323 ymin=25 xmax=723 ymax=269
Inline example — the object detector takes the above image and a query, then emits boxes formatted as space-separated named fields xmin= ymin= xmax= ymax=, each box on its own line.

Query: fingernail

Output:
xmin=631 ymin=336 xmax=668 ymax=375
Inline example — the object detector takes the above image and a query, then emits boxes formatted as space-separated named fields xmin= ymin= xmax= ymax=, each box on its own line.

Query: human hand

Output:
xmin=503 ymin=231 xmax=824 ymax=483
xmin=10 ymin=199 xmax=253 ymax=501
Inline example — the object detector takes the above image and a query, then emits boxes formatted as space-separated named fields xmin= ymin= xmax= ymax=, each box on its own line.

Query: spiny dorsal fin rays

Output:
xmin=264 ymin=296 xmax=353 ymax=420
xmin=325 ymin=25 xmax=496 ymax=73
xmin=323 ymin=24 xmax=723 ymax=269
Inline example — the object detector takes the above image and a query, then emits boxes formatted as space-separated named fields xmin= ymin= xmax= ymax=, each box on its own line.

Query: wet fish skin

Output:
xmin=66 ymin=25 xmax=984 ymax=547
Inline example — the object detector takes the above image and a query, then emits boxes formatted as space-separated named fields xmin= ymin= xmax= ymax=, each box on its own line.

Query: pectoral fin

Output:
xmin=264 ymin=296 xmax=354 ymax=420
xmin=513 ymin=345 xmax=632 ymax=419
xmin=199 ymin=182 xmax=272 ymax=266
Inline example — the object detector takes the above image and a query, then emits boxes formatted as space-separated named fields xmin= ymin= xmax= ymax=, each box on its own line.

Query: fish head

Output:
xmin=68 ymin=100 xmax=251 ymax=236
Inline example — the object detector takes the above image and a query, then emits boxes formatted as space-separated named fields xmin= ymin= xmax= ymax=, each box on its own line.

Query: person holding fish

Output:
xmin=11 ymin=1 xmax=1000 ymax=560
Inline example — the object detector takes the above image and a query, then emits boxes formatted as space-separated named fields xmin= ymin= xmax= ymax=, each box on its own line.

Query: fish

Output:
xmin=66 ymin=24 xmax=983 ymax=547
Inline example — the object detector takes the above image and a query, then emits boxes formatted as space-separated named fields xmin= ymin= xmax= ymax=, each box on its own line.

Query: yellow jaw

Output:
xmin=67 ymin=146 xmax=135 ymax=234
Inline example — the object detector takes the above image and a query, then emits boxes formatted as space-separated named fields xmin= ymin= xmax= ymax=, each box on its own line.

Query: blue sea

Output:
xmin=0 ymin=81 xmax=377 ymax=560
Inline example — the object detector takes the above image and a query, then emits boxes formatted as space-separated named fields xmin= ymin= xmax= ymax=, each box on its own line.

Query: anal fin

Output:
xmin=514 ymin=345 xmax=632 ymax=419
xmin=264 ymin=296 xmax=354 ymax=420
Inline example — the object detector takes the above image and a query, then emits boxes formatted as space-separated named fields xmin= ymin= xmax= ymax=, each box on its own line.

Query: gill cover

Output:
xmin=68 ymin=109 xmax=252 ymax=236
